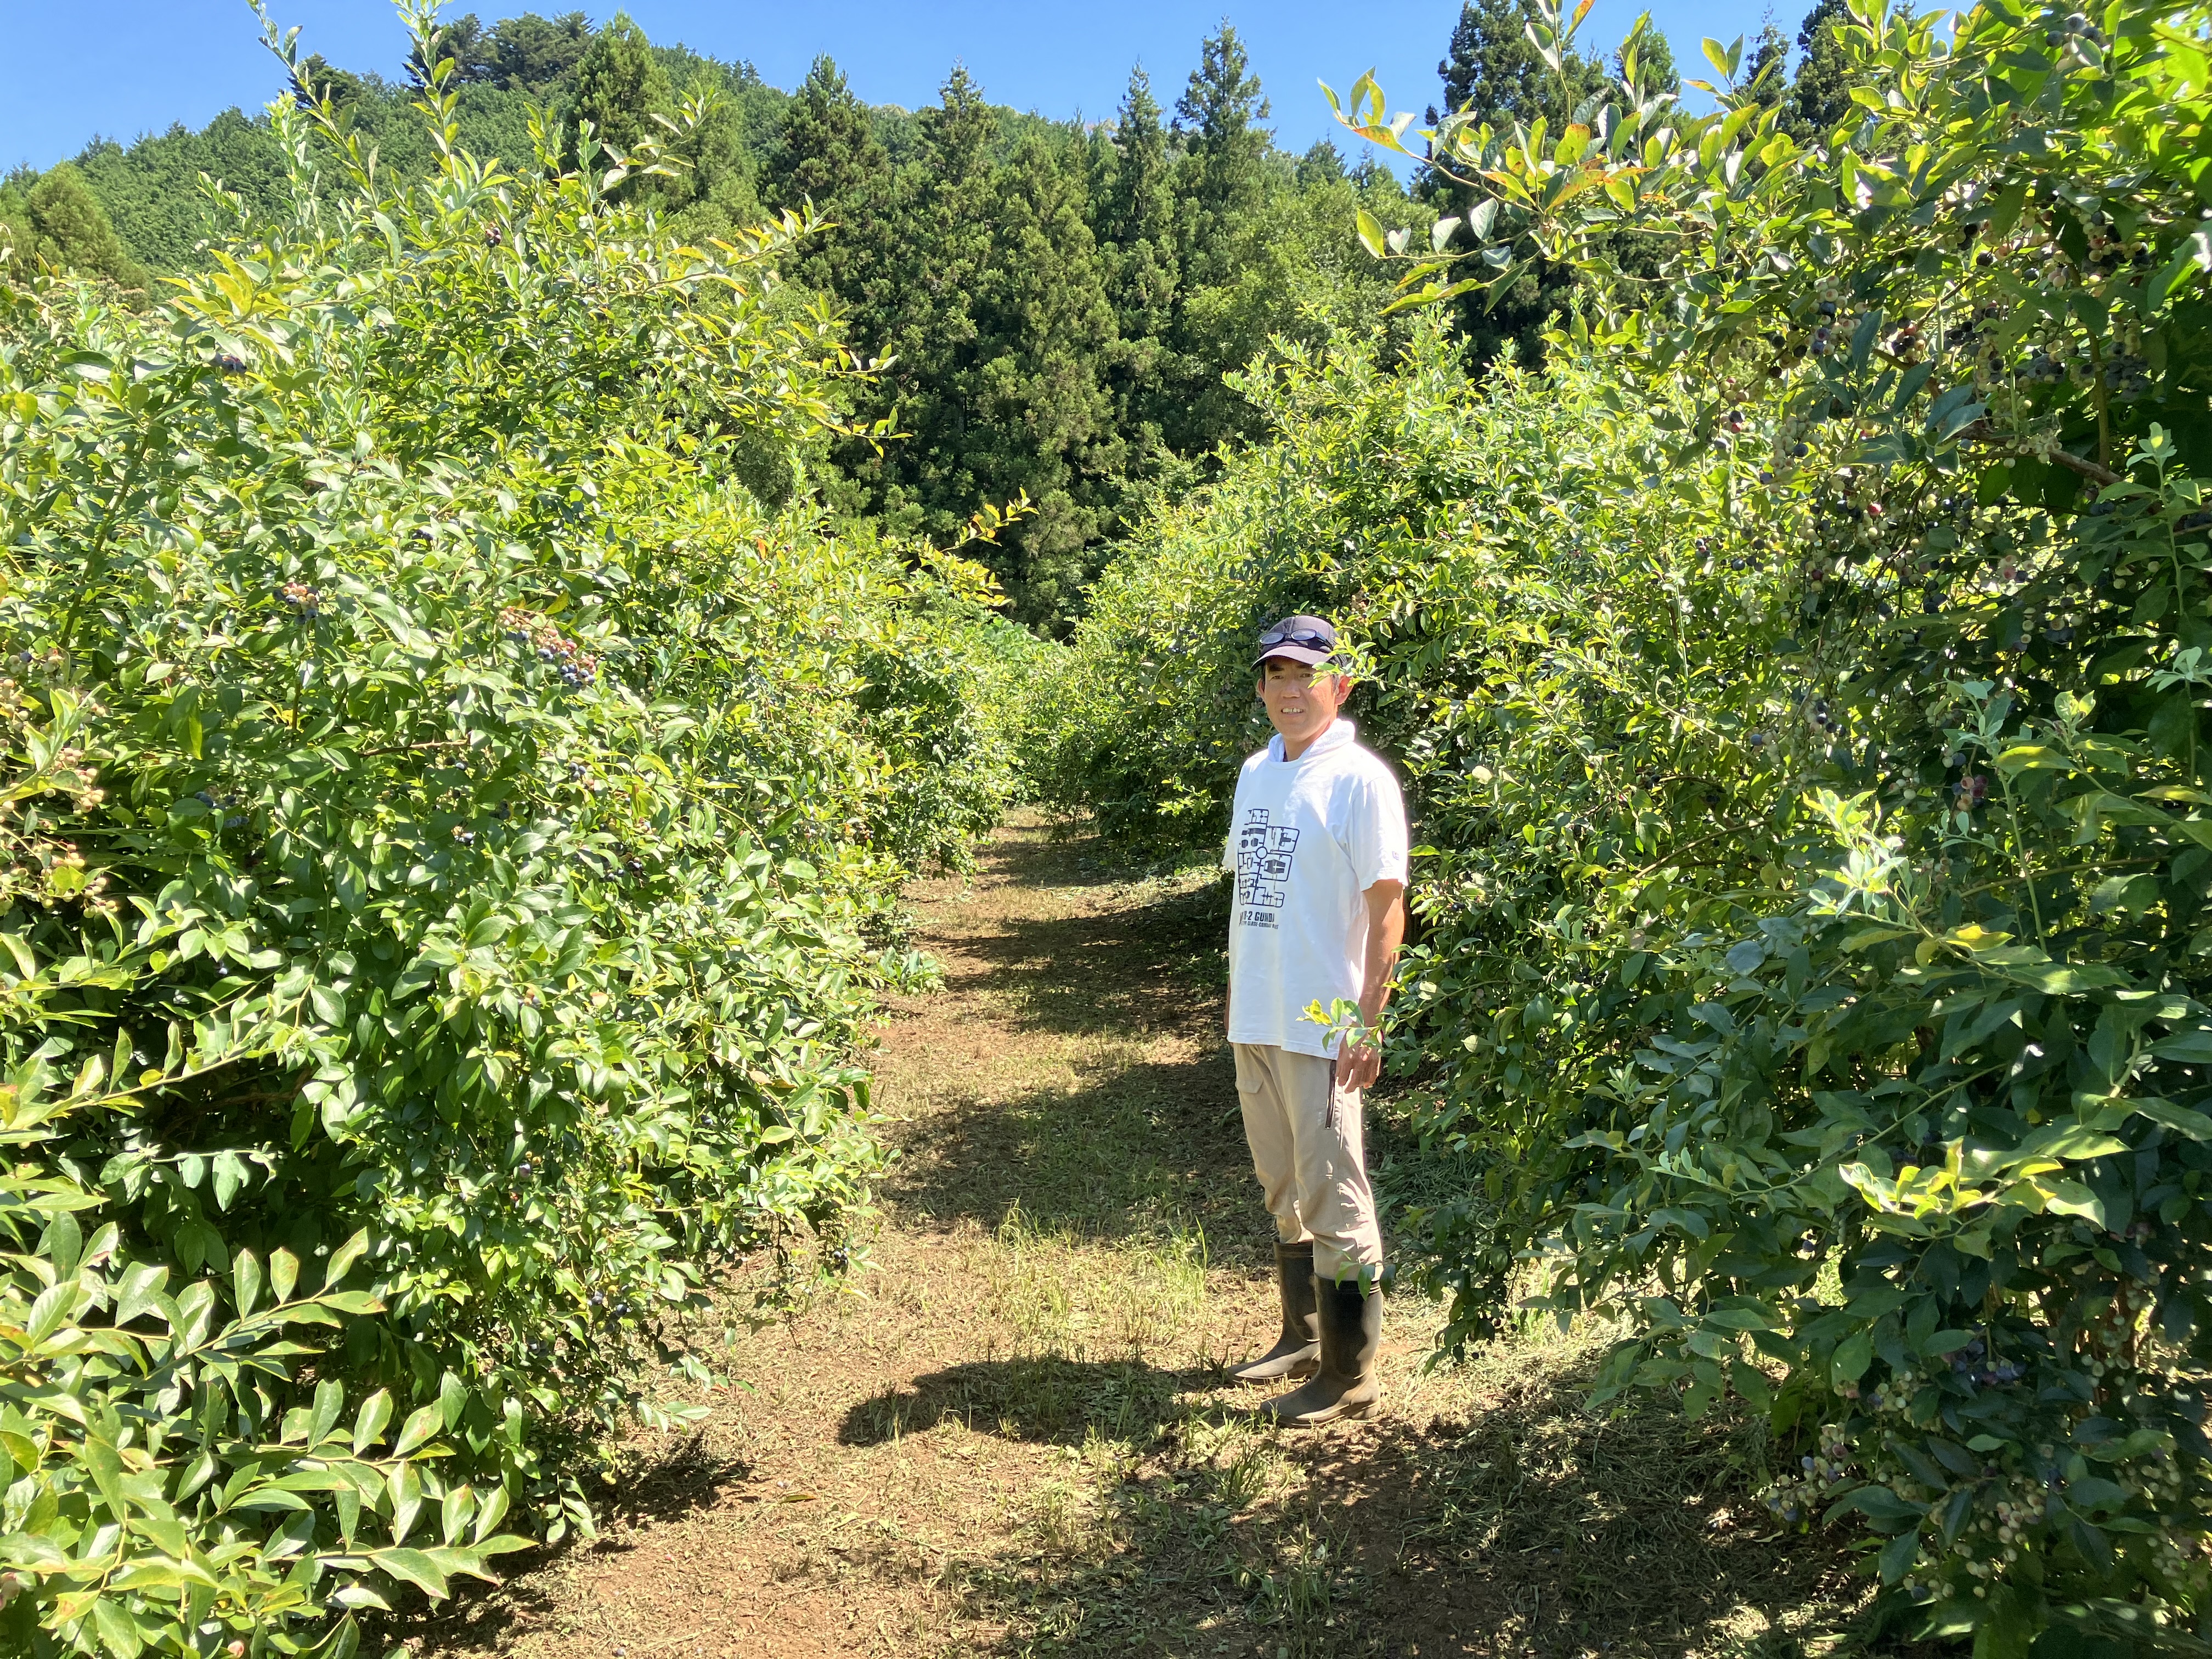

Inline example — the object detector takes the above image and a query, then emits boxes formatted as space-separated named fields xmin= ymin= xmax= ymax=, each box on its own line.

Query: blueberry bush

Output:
xmin=0 ymin=7 xmax=1024 ymax=1653
xmin=1041 ymin=0 xmax=2212 ymax=1647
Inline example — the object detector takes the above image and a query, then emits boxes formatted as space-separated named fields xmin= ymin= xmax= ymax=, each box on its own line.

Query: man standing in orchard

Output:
xmin=1224 ymin=614 xmax=1407 ymax=1425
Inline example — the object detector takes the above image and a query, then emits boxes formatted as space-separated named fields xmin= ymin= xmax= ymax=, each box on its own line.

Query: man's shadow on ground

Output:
xmin=839 ymin=1354 xmax=1214 ymax=1448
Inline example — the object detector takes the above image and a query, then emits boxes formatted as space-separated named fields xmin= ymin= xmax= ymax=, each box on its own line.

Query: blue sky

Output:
xmin=2 ymin=0 xmax=1780 ymax=175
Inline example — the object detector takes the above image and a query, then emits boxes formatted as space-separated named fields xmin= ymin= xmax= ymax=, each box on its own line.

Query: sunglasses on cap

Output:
xmin=1255 ymin=623 xmax=1335 ymax=651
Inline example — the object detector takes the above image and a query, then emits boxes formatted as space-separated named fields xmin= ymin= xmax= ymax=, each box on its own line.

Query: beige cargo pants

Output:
xmin=1232 ymin=1043 xmax=1384 ymax=1282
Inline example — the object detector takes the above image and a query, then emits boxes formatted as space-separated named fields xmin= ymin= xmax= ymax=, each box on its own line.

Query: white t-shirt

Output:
xmin=1220 ymin=719 xmax=1409 ymax=1058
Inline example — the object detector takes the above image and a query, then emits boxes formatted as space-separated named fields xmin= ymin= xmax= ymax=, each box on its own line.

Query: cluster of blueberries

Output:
xmin=193 ymin=789 xmax=250 ymax=830
xmin=1949 ymin=1336 xmax=2027 ymax=1389
xmin=2047 ymin=8 xmax=2106 ymax=46
xmin=2016 ymin=347 xmax=2152 ymax=399
xmin=276 ymin=580 xmax=322 ymax=619
xmin=1808 ymin=298 xmax=1849 ymax=358
xmin=2101 ymin=351 xmax=2153 ymax=399
xmin=1810 ymin=499 xmax=1886 ymax=540
xmin=1759 ymin=1419 xmax=1855 ymax=1525
xmin=500 ymin=606 xmax=599 ymax=689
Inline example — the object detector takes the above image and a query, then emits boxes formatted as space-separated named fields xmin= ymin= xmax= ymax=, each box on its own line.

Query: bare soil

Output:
xmin=413 ymin=817 xmax=1871 ymax=1659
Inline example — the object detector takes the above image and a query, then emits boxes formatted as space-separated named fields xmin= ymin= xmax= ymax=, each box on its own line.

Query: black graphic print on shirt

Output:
xmin=1234 ymin=806 xmax=1300 ymax=930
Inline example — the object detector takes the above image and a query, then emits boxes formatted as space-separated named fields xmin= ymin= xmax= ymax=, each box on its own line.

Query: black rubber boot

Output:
xmin=1231 ymin=1242 xmax=1319 ymax=1384
xmin=1259 ymin=1269 xmax=1381 ymax=1426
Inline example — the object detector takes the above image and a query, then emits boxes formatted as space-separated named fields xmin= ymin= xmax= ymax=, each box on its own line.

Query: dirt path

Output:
xmin=419 ymin=819 xmax=1863 ymax=1659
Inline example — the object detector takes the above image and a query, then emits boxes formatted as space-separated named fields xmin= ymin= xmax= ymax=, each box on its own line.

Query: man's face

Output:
xmin=1257 ymin=656 xmax=1348 ymax=747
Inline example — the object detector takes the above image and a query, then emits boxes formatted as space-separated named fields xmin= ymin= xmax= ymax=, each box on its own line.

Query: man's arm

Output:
xmin=1340 ymin=877 xmax=1405 ymax=1091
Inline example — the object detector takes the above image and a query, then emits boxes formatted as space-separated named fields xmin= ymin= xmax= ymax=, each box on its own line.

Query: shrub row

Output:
xmin=0 ymin=24 xmax=1026 ymax=1657
xmin=1037 ymin=0 xmax=2212 ymax=1647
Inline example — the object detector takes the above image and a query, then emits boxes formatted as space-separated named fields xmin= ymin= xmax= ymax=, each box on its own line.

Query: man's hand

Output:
xmin=1341 ymin=878 xmax=1406 ymax=1095
xmin=1339 ymin=1031 xmax=1384 ymax=1092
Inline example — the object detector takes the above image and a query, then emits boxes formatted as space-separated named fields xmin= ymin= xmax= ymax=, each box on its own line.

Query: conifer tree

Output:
xmin=1090 ymin=66 xmax=1178 ymax=471
xmin=1424 ymin=0 xmax=1602 ymax=372
xmin=761 ymin=57 xmax=891 ymax=301
xmin=1296 ymin=140 xmax=1349 ymax=188
xmin=569 ymin=12 xmax=669 ymax=159
xmin=1161 ymin=26 xmax=1276 ymax=454
xmin=647 ymin=76 xmax=759 ymax=238
xmin=850 ymin=67 xmax=1004 ymax=545
xmin=1786 ymin=0 xmax=1855 ymax=137
xmin=764 ymin=57 xmax=889 ymax=219
xmin=1172 ymin=26 xmax=1269 ymax=293
xmin=485 ymin=12 xmax=593 ymax=92
xmin=922 ymin=64 xmax=996 ymax=193
xmin=841 ymin=72 xmax=1125 ymax=623
xmin=975 ymin=130 xmax=1120 ymax=623
xmin=291 ymin=54 xmax=370 ymax=114
xmin=407 ymin=12 xmax=498 ymax=86
xmin=1426 ymin=0 xmax=1603 ymax=129
xmin=0 ymin=165 xmax=148 ymax=290
xmin=1612 ymin=24 xmax=1680 ymax=97
xmin=1743 ymin=15 xmax=1792 ymax=110
xmin=1095 ymin=68 xmax=1177 ymax=304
